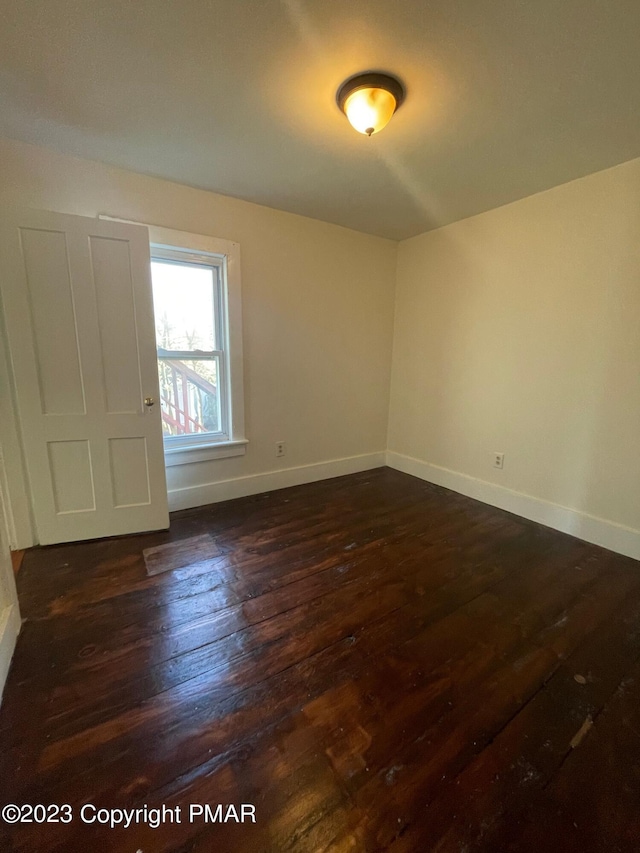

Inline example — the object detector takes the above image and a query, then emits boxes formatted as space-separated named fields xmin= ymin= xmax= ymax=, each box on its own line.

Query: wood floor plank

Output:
xmin=0 ymin=467 xmax=638 ymax=852
xmin=380 ymin=569 xmax=640 ymax=852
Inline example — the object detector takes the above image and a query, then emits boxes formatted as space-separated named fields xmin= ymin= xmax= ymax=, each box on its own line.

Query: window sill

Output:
xmin=164 ymin=439 xmax=248 ymax=467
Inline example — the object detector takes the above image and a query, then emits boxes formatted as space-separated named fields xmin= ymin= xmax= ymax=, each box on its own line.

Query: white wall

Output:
xmin=0 ymin=138 xmax=397 ymax=544
xmin=388 ymin=157 xmax=640 ymax=559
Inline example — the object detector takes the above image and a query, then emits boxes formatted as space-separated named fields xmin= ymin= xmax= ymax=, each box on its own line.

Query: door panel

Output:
xmin=0 ymin=209 xmax=169 ymax=545
xmin=91 ymin=234 xmax=143 ymax=414
xmin=48 ymin=440 xmax=95 ymax=514
xmin=108 ymin=437 xmax=151 ymax=507
xmin=21 ymin=227 xmax=86 ymax=415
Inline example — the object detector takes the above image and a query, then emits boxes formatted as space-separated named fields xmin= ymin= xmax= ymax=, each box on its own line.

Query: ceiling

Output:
xmin=1 ymin=0 xmax=639 ymax=240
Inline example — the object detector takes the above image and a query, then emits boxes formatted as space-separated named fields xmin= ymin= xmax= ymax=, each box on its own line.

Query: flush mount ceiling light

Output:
xmin=336 ymin=72 xmax=405 ymax=137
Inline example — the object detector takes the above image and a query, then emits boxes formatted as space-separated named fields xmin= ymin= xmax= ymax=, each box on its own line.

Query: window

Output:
xmin=149 ymin=229 xmax=246 ymax=466
xmin=151 ymin=250 xmax=226 ymax=439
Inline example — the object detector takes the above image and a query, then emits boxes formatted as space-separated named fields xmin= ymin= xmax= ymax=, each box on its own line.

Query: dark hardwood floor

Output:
xmin=1 ymin=467 xmax=639 ymax=852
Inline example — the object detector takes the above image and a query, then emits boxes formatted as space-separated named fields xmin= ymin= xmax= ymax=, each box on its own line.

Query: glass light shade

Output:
xmin=343 ymin=87 xmax=397 ymax=136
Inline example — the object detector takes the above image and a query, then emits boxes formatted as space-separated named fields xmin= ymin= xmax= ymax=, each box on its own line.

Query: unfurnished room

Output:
xmin=0 ymin=1 xmax=639 ymax=850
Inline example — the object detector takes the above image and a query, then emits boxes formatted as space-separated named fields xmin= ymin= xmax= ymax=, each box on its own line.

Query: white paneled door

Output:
xmin=0 ymin=209 xmax=169 ymax=545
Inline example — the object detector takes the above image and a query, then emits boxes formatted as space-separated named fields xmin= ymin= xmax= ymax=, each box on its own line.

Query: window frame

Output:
xmin=151 ymin=248 xmax=228 ymax=444
xmin=148 ymin=227 xmax=246 ymax=466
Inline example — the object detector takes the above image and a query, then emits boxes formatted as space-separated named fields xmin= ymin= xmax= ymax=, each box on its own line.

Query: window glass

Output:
xmin=151 ymin=260 xmax=217 ymax=352
xmin=157 ymin=356 xmax=220 ymax=437
xmin=151 ymin=257 xmax=222 ymax=439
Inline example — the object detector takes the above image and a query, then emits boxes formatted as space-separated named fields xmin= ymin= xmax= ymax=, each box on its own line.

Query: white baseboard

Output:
xmin=168 ymin=452 xmax=386 ymax=513
xmin=0 ymin=603 xmax=20 ymax=703
xmin=386 ymin=451 xmax=640 ymax=562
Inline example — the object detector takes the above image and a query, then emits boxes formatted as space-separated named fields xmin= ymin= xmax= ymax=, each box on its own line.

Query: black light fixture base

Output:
xmin=336 ymin=71 xmax=406 ymax=114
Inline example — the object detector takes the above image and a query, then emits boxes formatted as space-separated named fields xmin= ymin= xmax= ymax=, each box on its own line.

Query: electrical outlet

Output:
xmin=275 ymin=441 xmax=285 ymax=458
xmin=493 ymin=452 xmax=504 ymax=469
